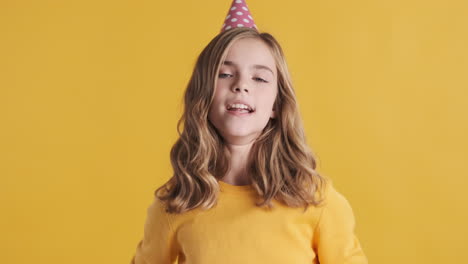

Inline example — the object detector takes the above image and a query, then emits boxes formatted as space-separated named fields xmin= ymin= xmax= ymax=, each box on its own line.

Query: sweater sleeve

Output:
xmin=130 ymin=197 xmax=179 ymax=264
xmin=312 ymin=183 xmax=368 ymax=264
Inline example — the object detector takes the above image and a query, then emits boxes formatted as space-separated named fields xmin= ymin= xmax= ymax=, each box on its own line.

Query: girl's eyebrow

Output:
xmin=223 ymin=60 xmax=274 ymax=75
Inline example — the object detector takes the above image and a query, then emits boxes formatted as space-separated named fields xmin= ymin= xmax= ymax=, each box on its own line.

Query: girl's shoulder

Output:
xmin=323 ymin=179 xmax=346 ymax=202
xmin=315 ymin=178 xmax=359 ymax=226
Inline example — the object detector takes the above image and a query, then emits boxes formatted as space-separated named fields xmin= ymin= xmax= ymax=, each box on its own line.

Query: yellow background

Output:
xmin=1 ymin=0 xmax=467 ymax=263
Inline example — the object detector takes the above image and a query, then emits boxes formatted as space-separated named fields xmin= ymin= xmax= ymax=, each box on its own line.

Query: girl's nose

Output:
xmin=232 ymin=86 xmax=249 ymax=93
xmin=231 ymin=77 xmax=249 ymax=93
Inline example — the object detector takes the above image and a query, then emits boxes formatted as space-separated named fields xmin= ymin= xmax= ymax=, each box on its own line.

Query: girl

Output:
xmin=130 ymin=26 xmax=368 ymax=264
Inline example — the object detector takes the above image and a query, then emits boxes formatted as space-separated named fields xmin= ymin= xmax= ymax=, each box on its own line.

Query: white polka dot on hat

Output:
xmin=221 ymin=0 xmax=257 ymax=32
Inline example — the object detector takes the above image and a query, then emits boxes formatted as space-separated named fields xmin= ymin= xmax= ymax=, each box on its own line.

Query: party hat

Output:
xmin=221 ymin=0 xmax=257 ymax=32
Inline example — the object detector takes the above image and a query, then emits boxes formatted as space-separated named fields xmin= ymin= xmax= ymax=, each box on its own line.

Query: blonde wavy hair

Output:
xmin=155 ymin=27 xmax=328 ymax=214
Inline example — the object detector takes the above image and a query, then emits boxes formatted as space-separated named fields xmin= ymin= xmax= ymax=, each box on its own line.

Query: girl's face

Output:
xmin=208 ymin=37 xmax=278 ymax=145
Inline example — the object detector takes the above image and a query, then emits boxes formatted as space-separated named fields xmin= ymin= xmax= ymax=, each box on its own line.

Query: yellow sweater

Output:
xmin=130 ymin=179 xmax=368 ymax=264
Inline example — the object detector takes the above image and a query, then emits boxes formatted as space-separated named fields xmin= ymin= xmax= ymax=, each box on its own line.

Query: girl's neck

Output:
xmin=221 ymin=142 xmax=253 ymax=186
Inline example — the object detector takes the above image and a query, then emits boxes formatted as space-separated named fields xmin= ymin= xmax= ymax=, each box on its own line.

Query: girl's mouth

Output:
xmin=227 ymin=108 xmax=255 ymax=116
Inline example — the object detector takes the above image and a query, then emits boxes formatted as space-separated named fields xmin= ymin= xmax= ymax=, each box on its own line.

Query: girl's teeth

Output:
xmin=228 ymin=104 xmax=251 ymax=111
xmin=231 ymin=108 xmax=250 ymax=113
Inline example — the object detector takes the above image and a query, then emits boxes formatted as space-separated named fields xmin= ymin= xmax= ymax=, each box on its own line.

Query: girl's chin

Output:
xmin=220 ymin=130 xmax=262 ymax=142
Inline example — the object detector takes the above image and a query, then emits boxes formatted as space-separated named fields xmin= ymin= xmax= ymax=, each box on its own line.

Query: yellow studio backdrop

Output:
xmin=1 ymin=0 xmax=467 ymax=263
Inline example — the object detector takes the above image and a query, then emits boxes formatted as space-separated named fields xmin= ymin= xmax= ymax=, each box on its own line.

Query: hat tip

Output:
xmin=220 ymin=0 xmax=257 ymax=32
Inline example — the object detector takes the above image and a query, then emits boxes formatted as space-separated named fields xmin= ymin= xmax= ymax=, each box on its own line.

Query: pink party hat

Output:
xmin=221 ymin=0 xmax=257 ymax=32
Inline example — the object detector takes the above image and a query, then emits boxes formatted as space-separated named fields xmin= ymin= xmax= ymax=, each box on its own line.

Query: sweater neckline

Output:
xmin=218 ymin=180 xmax=255 ymax=194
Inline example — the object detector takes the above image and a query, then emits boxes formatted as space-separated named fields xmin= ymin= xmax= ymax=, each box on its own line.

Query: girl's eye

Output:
xmin=254 ymin=77 xmax=268 ymax=83
xmin=218 ymin=73 xmax=268 ymax=83
xmin=218 ymin=73 xmax=232 ymax=78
